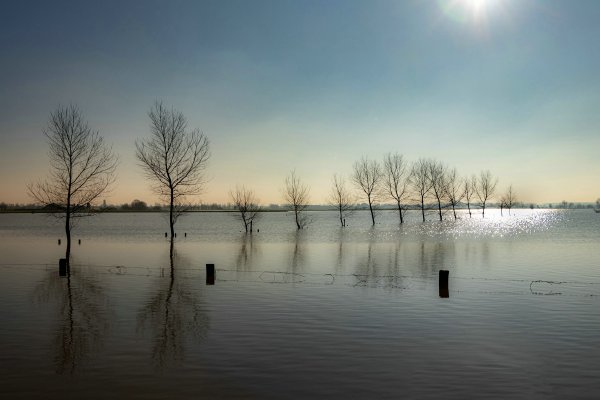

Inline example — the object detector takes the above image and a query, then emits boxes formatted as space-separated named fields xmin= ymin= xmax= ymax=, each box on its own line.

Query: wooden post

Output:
xmin=59 ymin=258 xmax=68 ymax=276
xmin=165 ymin=232 xmax=167 ymax=237
xmin=185 ymin=232 xmax=187 ymax=237
xmin=439 ymin=270 xmax=449 ymax=298
xmin=206 ymin=263 xmax=215 ymax=285
xmin=78 ymin=239 xmax=81 ymax=245
xmin=58 ymin=239 xmax=61 ymax=245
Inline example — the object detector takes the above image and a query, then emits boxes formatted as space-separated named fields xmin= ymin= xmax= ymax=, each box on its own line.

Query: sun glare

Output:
xmin=441 ymin=0 xmax=503 ymax=26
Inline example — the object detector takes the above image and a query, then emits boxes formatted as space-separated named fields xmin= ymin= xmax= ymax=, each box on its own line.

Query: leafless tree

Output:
xmin=284 ymin=170 xmax=310 ymax=230
xmin=428 ymin=160 xmax=448 ymax=221
xmin=500 ymin=185 xmax=516 ymax=216
xmin=28 ymin=105 xmax=117 ymax=266
xmin=382 ymin=153 xmax=410 ymax=224
xmin=463 ymin=175 xmax=477 ymax=218
xmin=136 ymin=101 xmax=210 ymax=257
xmin=329 ymin=174 xmax=355 ymax=227
xmin=475 ymin=170 xmax=498 ymax=218
xmin=445 ymin=168 xmax=465 ymax=220
xmin=230 ymin=185 xmax=261 ymax=232
xmin=410 ymin=158 xmax=433 ymax=222
xmin=352 ymin=156 xmax=382 ymax=226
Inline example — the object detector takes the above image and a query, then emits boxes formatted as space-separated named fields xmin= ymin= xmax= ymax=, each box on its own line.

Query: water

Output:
xmin=0 ymin=209 xmax=599 ymax=399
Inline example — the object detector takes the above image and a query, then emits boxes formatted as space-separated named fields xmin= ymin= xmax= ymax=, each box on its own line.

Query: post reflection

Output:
xmin=33 ymin=268 xmax=109 ymax=375
xmin=137 ymin=249 xmax=209 ymax=369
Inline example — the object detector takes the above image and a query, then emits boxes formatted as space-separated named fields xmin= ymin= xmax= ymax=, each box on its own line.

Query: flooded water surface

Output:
xmin=1 ymin=209 xmax=599 ymax=399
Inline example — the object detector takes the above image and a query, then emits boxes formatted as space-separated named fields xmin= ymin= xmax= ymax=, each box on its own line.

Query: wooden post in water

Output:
xmin=59 ymin=258 xmax=68 ymax=276
xmin=78 ymin=239 xmax=81 ymax=245
xmin=58 ymin=239 xmax=61 ymax=245
xmin=206 ymin=263 xmax=215 ymax=285
xmin=185 ymin=232 xmax=187 ymax=237
xmin=439 ymin=270 xmax=449 ymax=298
xmin=165 ymin=232 xmax=167 ymax=238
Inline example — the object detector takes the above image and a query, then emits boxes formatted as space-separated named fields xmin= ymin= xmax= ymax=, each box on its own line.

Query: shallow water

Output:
xmin=0 ymin=209 xmax=599 ymax=399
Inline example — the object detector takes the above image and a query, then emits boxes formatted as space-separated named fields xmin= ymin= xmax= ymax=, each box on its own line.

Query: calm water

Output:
xmin=1 ymin=209 xmax=599 ymax=399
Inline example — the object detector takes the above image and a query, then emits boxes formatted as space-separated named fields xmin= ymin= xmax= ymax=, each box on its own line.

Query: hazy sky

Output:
xmin=1 ymin=0 xmax=599 ymax=205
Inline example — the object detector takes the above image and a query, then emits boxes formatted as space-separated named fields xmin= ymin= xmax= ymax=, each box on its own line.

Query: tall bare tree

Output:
xmin=428 ymin=160 xmax=448 ymax=221
xmin=410 ymin=158 xmax=433 ymax=222
xmin=230 ymin=185 xmax=261 ymax=232
xmin=382 ymin=153 xmax=410 ymax=224
xmin=136 ymin=101 xmax=210 ymax=257
xmin=284 ymin=170 xmax=310 ymax=230
xmin=28 ymin=105 xmax=117 ymax=266
xmin=445 ymin=168 xmax=464 ymax=220
xmin=500 ymin=185 xmax=516 ymax=216
xmin=352 ymin=156 xmax=382 ymax=226
xmin=475 ymin=170 xmax=498 ymax=218
xmin=463 ymin=175 xmax=477 ymax=218
xmin=329 ymin=174 xmax=355 ymax=227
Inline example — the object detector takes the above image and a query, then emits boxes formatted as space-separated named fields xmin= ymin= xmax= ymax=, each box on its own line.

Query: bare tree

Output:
xmin=463 ymin=175 xmax=477 ymax=218
xmin=136 ymin=101 xmax=210 ymax=257
xmin=28 ymin=105 xmax=117 ymax=266
xmin=382 ymin=153 xmax=410 ymax=224
xmin=352 ymin=156 xmax=382 ymax=226
xmin=475 ymin=170 xmax=498 ymax=218
xmin=284 ymin=170 xmax=310 ymax=230
xmin=410 ymin=158 xmax=433 ymax=222
xmin=230 ymin=185 xmax=261 ymax=232
xmin=500 ymin=185 xmax=516 ymax=216
xmin=445 ymin=168 xmax=465 ymax=220
xmin=428 ymin=160 xmax=448 ymax=221
xmin=329 ymin=174 xmax=355 ymax=227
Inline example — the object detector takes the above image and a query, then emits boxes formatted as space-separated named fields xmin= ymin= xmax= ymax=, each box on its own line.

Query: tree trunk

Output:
xmin=482 ymin=203 xmax=486 ymax=218
xmin=437 ymin=201 xmax=442 ymax=221
xmin=452 ymin=205 xmax=457 ymax=220
xmin=338 ymin=205 xmax=343 ymax=227
xmin=169 ymin=188 xmax=175 ymax=257
xmin=467 ymin=201 xmax=472 ymax=218
xmin=368 ymin=197 xmax=375 ymax=226
xmin=65 ymin=198 xmax=71 ymax=267
xmin=420 ymin=195 xmax=426 ymax=222
xmin=295 ymin=208 xmax=301 ymax=230
xmin=397 ymin=200 xmax=404 ymax=224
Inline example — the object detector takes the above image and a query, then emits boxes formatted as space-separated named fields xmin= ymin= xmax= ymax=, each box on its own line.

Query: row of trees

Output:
xmin=280 ymin=155 xmax=517 ymax=229
xmin=28 ymin=102 xmax=519 ymax=262
xmin=30 ymin=102 xmax=210 ymax=263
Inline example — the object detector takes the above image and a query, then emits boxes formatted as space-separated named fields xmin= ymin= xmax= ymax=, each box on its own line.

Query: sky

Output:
xmin=1 ymin=0 xmax=599 ymax=205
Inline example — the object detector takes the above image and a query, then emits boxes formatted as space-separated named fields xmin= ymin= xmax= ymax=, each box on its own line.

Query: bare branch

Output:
xmin=284 ymin=170 xmax=310 ymax=230
xmin=28 ymin=105 xmax=118 ymax=264
xmin=328 ymin=174 xmax=355 ymax=227
xmin=352 ymin=156 xmax=382 ymax=226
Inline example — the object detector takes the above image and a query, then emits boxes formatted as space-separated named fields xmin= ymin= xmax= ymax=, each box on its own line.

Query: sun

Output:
xmin=440 ymin=0 xmax=503 ymax=25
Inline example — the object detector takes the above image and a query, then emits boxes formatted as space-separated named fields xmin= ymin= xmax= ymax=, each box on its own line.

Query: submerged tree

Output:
xmin=475 ymin=170 xmax=498 ymax=218
xmin=28 ymin=105 xmax=117 ymax=266
xmin=329 ymin=174 xmax=354 ymax=227
xmin=410 ymin=158 xmax=433 ymax=222
xmin=500 ymin=185 xmax=516 ymax=216
xmin=382 ymin=153 xmax=410 ymax=224
xmin=445 ymin=168 xmax=464 ymax=220
xmin=136 ymin=101 xmax=210 ymax=256
xmin=284 ymin=170 xmax=310 ymax=230
xmin=428 ymin=160 xmax=448 ymax=221
xmin=463 ymin=175 xmax=477 ymax=218
xmin=352 ymin=156 xmax=382 ymax=226
xmin=230 ymin=185 xmax=261 ymax=232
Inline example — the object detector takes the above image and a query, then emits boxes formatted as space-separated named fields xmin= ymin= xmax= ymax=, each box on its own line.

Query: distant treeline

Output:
xmin=0 ymin=200 xmax=596 ymax=213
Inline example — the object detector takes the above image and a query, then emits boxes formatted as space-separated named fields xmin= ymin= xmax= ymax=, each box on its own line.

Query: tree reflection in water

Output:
xmin=137 ymin=248 xmax=209 ymax=369
xmin=33 ymin=268 xmax=108 ymax=375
